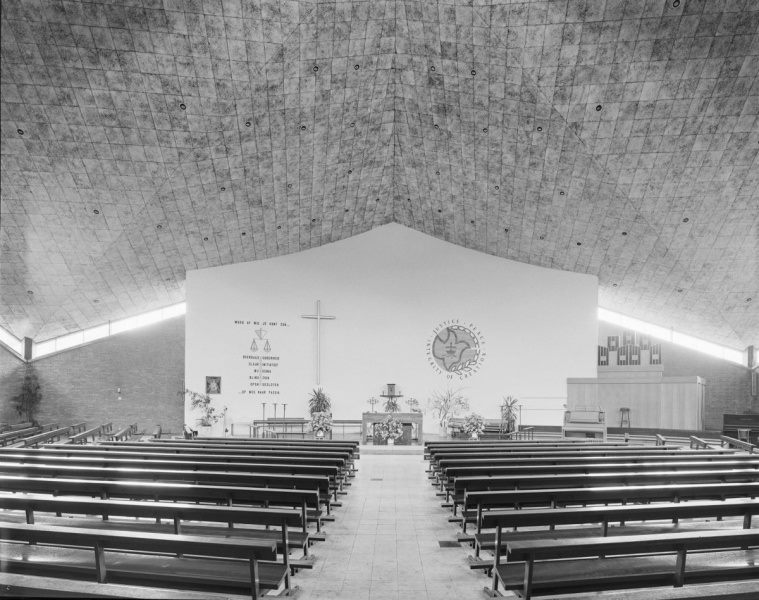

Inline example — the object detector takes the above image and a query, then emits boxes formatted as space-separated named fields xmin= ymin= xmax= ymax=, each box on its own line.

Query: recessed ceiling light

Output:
xmin=434 ymin=124 xmax=439 ymax=129
xmin=93 ymin=209 xmax=99 ymax=214
xmin=435 ymin=171 xmax=440 ymax=175
xmin=350 ymin=122 xmax=355 ymax=127
xmin=677 ymin=288 xmax=683 ymax=293
xmin=673 ymin=0 xmax=680 ymax=6
xmin=437 ymin=209 xmax=442 ymax=213
xmin=539 ymin=235 xmax=545 ymax=240
xmin=354 ymin=64 xmax=359 ymax=70
xmin=179 ymin=103 xmax=186 ymax=110
xmin=622 ymin=231 xmax=627 ymax=236
xmin=17 ymin=129 xmax=24 ymax=135
xmin=471 ymin=69 xmax=476 ymax=76
xmin=504 ymin=228 xmax=509 ymax=233
xmin=220 ymin=187 xmax=225 ymax=191
xmin=348 ymin=170 xmax=352 ymax=174
xmin=156 ymin=224 xmax=162 ymax=229
xmin=536 ymin=126 xmax=542 ymax=131
xmin=313 ymin=65 xmax=318 ymax=72
xmin=375 ymin=198 xmax=379 ymax=202
xmin=300 ymin=125 xmax=306 ymax=130
xmin=245 ymin=121 xmax=251 ymax=127
xmin=241 ymin=232 xmax=246 ymax=236
xmin=495 ymin=185 xmax=499 ymax=190
xmin=595 ymin=104 xmax=602 ymax=111
xmin=407 ymin=198 xmax=411 ymax=202
xmin=203 ymin=236 xmax=209 ymax=241
xmin=576 ymin=242 xmax=582 ymax=246
xmin=287 ymin=183 xmax=292 ymax=189
xmin=559 ymin=190 xmax=565 ymax=195
xmin=430 ymin=66 xmax=436 ymax=71
xmin=483 ymin=128 xmax=488 ymax=133
xmin=682 ymin=217 xmax=689 ymax=223
xmin=612 ymin=283 xmax=618 ymax=287
xmin=277 ymin=225 xmax=281 ymax=229
xmin=747 ymin=298 xmax=752 ymax=302
xmin=470 ymin=220 xmax=475 ymax=224
xmin=345 ymin=208 xmax=349 ymax=212
xmin=311 ymin=218 xmax=316 ymax=222
xmin=27 ymin=290 xmax=33 ymax=295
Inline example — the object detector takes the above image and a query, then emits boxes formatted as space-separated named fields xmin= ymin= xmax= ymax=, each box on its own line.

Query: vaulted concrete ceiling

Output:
xmin=1 ymin=0 xmax=757 ymax=349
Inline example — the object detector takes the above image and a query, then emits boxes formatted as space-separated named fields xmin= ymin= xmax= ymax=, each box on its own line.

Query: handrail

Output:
xmin=655 ymin=433 xmax=666 ymax=446
xmin=690 ymin=435 xmax=711 ymax=449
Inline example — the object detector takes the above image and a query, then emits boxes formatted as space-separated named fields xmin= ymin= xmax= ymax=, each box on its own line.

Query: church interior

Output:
xmin=1 ymin=0 xmax=758 ymax=598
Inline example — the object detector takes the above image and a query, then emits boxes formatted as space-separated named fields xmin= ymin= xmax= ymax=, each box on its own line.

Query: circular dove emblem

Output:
xmin=427 ymin=320 xmax=485 ymax=379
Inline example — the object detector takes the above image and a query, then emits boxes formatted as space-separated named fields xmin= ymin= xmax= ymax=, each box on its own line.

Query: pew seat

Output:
xmin=492 ymin=529 xmax=759 ymax=599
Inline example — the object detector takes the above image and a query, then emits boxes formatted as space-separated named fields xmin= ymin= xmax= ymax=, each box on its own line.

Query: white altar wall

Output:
xmin=185 ymin=224 xmax=597 ymax=426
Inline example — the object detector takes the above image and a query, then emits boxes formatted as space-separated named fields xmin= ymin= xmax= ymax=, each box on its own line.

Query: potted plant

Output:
xmin=463 ymin=413 xmax=485 ymax=439
xmin=310 ymin=411 xmax=333 ymax=440
xmin=500 ymin=395 xmax=520 ymax=435
xmin=375 ymin=415 xmax=403 ymax=445
xmin=308 ymin=387 xmax=331 ymax=415
xmin=184 ymin=389 xmax=227 ymax=435
xmin=11 ymin=364 xmax=42 ymax=425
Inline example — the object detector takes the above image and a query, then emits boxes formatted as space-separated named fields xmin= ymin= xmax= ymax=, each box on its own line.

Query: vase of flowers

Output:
xmin=184 ymin=389 xmax=227 ymax=435
xmin=463 ymin=413 xmax=485 ymax=439
xmin=375 ymin=415 xmax=403 ymax=445
xmin=310 ymin=411 xmax=333 ymax=440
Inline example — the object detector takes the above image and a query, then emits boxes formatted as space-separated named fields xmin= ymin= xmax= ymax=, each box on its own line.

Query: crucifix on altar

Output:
xmin=301 ymin=300 xmax=336 ymax=385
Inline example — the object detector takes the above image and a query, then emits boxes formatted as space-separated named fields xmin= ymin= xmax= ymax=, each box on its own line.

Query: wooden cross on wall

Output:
xmin=301 ymin=300 xmax=336 ymax=385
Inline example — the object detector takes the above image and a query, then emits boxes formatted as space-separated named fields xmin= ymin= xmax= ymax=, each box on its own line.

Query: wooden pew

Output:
xmin=721 ymin=435 xmax=758 ymax=454
xmin=473 ymin=498 xmax=759 ymax=562
xmin=107 ymin=424 xmax=137 ymax=441
xmin=444 ymin=458 xmax=759 ymax=478
xmin=0 ymin=494 xmax=311 ymax=582
xmin=21 ymin=426 xmax=73 ymax=448
xmin=0 ymin=422 xmax=33 ymax=434
xmin=0 ymin=474 xmax=325 ymax=532
xmin=0 ymin=454 xmax=343 ymax=499
xmin=0 ymin=463 xmax=334 ymax=510
xmin=462 ymin=482 xmax=759 ymax=526
xmin=0 ymin=426 xmax=40 ymax=447
xmin=494 ymin=529 xmax=759 ymax=599
xmin=436 ymin=451 xmax=752 ymax=472
xmin=427 ymin=447 xmax=734 ymax=473
xmin=28 ymin=445 xmax=353 ymax=492
xmin=441 ymin=459 xmax=759 ymax=497
xmin=0 ymin=522 xmax=279 ymax=599
xmin=69 ymin=424 xmax=106 ymax=444
xmin=451 ymin=469 xmax=759 ymax=515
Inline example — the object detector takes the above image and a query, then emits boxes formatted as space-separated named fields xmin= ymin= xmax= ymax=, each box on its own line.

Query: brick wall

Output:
xmin=0 ymin=344 xmax=26 ymax=423
xmin=0 ymin=316 xmax=185 ymax=434
xmin=661 ymin=340 xmax=755 ymax=431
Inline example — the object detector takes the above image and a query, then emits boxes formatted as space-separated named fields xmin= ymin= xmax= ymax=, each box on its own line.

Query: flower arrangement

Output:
xmin=375 ymin=415 xmax=403 ymax=441
xmin=185 ymin=389 xmax=227 ymax=427
xmin=310 ymin=411 xmax=333 ymax=434
xmin=463 ymin=413 xmax=485 ymax=437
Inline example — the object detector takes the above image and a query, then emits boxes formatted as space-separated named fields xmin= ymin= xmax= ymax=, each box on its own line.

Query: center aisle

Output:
xmin=294 ymin=449 xmax=499 ymax=600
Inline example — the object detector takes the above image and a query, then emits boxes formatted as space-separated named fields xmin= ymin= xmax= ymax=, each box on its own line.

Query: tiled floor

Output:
xmin=293 ymin=450 xmax=505 ymax=600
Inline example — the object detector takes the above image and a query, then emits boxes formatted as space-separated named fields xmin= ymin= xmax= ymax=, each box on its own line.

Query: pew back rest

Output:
xmin=506 ymin=529 xmax=759 ymax=562
xmin=479 ymin=498 xmax=759 ymax=530
xmin=0 ymin=493 xmax=304 ymax=528
xmin=1 ymin=521 xmax=277 ymax=561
